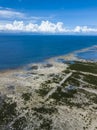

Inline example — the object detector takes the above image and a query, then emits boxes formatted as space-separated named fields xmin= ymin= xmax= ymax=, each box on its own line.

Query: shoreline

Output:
xmin=0 ymin=45 xmax=97 ymax=130
xmin=0 ymin=44 xmax=97 ymax=74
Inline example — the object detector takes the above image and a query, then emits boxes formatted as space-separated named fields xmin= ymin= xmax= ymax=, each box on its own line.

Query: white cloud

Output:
xmin=0 ymin=20 xmax=97 ymax=34
xmin=73 ymin=26 xmax=81 ymax=33
xmin=25 ymin=23 xmax=38 ymax=32
xmin=5 ymin=21 xmax=24 ymax=31
xmin=38 ymin=21 xmax=66 ymax=33
xmin=0 ymin=20 xmax=67 ymax=33
xmin=0 ymin=7 xmax=53 ymax=22
xmin=73 ymin=26 xmax=97 ymax=33
xmin=0 ymin=9 xmax=24 ymax=19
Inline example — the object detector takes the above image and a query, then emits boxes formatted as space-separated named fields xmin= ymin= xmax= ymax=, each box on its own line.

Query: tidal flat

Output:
xmin=0 ymin=46 xmax=97 ymax=130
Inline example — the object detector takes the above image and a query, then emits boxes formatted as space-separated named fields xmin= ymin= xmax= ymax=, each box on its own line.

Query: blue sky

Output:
xmin=0 ymin=0 xmax=97 ymax=34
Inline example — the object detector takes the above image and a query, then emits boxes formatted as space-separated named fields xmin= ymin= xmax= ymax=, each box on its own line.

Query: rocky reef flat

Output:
xmin=0 ymin=46 xmax=97 ymax=130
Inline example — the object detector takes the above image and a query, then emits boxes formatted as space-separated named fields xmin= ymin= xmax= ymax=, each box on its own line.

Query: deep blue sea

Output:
xmin=0 ymin=35 xmax=97 ymax=70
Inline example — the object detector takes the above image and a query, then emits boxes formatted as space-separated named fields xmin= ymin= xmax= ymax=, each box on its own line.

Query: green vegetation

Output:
xmin=61 ymin=71 xmax=81 ymax=87
xmin=91 ymin=96 xmax=97 ymax=104
xmin=50 ymin=87 xmax=77 ymax=105
xmin=22 ymin=92 xmax=31 ymax=101
xmin=40 ymin=118 xmax=52 ymax=130
xmin=50 ymin=87 xmax=87 ymax=108
xmin=32 ymin=106 xmax=57 ymax=115
xmin=0 ymin=99 xmax=17 ymax=127
xmin=45 ymin=80 xmax=52 ymax=84
xmin=72 ymin=72 xmax=81 ymax=79
xmin=62 ymin=69 xmax=70 ymax=74
xmin=83 ymin=74 xmax=97 ymax=86
xmin=32 ymin=105 xmax=55 ymax=130
xmin=69 ymin=62 xmax=97 ymax=74
xmin=1 ymin=61 xmax=97 ymax=129
xmin=78 ymin=89 xmax=97 ymax=105
xmin=65 ymin=101 xmax=83 ymax=108
xmin=69 ymin=78 xmax=80 ymax=86
xmin=51 ymin=75 xmax=63 ymax=83
xmin=12 ymin=117 xmax=27 ymax=130
xmin=36 ymin=82 xmax=52 ymax=97
xmin=63 ymin=77 xmax=80 ymax=87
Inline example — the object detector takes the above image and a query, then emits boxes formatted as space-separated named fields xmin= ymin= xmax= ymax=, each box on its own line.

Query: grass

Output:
xmin=83 ymin=74 xmax=97 ymax=86
xmin=36 ymin=82 xmax=52 ymax=97
xmin=32 ymin=106 xmax=57 ymax=115
xmin=91 ymin=96 xmax=97 ymax=104
xmin=0 ymin=100 xmax=17 ymax=126
xmin=49 ymin=86 xmax=92 ymax=108
xmin=22 ymin=93 xmax=32 ymax=101
xmin=72 ymin=72 xmax=81 ymax=79
xmin=40 ymin=118 xmax=52 ymax=130
xmin=78 ymin=89 xmax=97 ymax=104
xmin=49 ymin=87 xmax=77 ymax=106
xmin=36 ymin=87 xmax=51 ymax=97
xmin=51 ymin=75 xmax=63 ymax=83
xmin=32 ymin=106 xmax=54 ymax=130
xmin=69 ymin=62 xmax=97 ymax=74
xmin=62 ymin=69 xmax=70 ymax=74
xmin=64 ymin=77 xmax=80 ymax=87
xmin=12 ymin=117 xmax=27 ymax=130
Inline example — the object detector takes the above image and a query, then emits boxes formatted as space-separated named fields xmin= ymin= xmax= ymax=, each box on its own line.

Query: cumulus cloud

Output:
xmin=38 ymin=21 xmax=66 ymax=33
xmin=73 ymin=26 xmax=97 ymax=33
xmin=0 ymin=20 xmax=67 ymax=33
xmin=0 ymin=20 xmax=97 ymax=34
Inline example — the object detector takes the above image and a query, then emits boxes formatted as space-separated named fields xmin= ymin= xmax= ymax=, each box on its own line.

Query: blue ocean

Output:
xmin=0 ymin=35 xmax=97 ymax=70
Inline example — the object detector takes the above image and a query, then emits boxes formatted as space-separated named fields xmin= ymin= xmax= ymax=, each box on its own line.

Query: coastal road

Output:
xmin=45 ymin=72 xmax=72 ymax=100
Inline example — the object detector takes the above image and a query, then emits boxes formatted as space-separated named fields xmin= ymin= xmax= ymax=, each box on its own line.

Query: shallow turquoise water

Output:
xmin=77 ymin=47 xmax=97 ymax=61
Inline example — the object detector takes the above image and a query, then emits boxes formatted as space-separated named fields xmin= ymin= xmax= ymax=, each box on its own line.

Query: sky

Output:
xmin=0 ymin=0 xmax=97 ymax=34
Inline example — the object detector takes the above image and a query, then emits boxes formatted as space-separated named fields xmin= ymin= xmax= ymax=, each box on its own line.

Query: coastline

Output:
xmin=0 ymin=45 xmax=96 ymax=96
xmin=0 ymin=45 xmax=97 ymax=129
xmin=48 ymin=45 xmax=97 ymax=62
xmin=0 ymin=35 xmax=97 ymax=71
xmin=1 ymin=44 xmax=97 ymax=73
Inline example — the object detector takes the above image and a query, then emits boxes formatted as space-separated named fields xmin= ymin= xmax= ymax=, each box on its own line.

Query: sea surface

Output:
xmin=0 ymin=35 xmax=97 ymax=70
